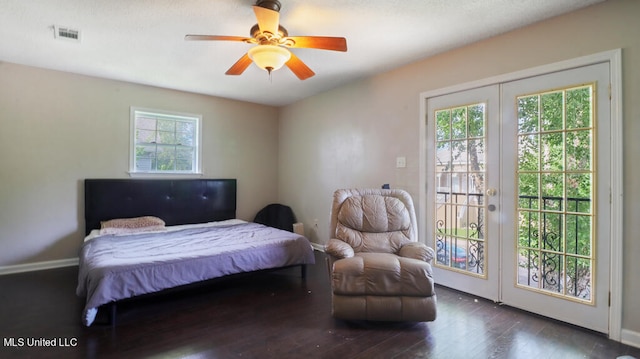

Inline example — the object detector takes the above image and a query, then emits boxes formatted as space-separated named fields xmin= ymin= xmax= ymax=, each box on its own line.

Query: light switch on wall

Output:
xmin=396 ymin=156 xmax=406 ymax=168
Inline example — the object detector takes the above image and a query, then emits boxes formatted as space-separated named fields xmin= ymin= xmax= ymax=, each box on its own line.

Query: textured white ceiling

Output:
xmin=0 ymin=0 xmax=604 ymax=106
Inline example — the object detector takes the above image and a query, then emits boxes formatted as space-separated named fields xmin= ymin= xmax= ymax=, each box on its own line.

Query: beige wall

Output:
xmin=278 ymin=0 xmax=640 ymax=335
xmin=0 ymin=62 xmax=280 ymax=266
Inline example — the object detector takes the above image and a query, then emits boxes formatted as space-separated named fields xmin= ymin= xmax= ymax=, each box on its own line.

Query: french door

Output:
xmin=425 ymin=85 xmax=501 ymax=302
xmin=500 ymin=62 xmax=610 ymax=333
xmin=424 ymin=62 xmax=611 ymax=333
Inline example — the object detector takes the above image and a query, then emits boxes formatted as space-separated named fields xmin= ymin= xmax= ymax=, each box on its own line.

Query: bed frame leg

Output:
xmin=109 ymin=302 xmax=117 ymax=327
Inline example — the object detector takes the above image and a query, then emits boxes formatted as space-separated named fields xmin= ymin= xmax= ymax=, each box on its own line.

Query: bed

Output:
xmin=76 ymin=178 xmax=315 ymax=327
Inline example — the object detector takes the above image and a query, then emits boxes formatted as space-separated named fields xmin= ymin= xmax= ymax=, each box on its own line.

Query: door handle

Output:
xmin=486 ymin=188 xmax=497 ymax=212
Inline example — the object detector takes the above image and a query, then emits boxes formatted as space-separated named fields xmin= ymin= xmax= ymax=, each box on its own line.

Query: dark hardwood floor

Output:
xmin=1 ymin=251 xmax=639 ymax=359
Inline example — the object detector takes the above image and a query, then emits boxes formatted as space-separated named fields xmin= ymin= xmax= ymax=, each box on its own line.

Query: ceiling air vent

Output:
xmin=54 ymin=26 xmax=81 ymax=42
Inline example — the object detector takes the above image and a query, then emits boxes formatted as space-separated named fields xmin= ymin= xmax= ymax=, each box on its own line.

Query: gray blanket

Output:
xmin=76 ymin=221 xmax=315 ymax=326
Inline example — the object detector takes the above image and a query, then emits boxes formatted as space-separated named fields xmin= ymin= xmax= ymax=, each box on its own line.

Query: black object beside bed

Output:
xmin=78 ymin=178 xmax=315 ymax=326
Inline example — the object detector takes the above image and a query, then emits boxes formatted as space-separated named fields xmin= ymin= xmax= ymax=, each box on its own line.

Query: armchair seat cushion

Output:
xmin=332 ymin=253 xmax=435 ymax=297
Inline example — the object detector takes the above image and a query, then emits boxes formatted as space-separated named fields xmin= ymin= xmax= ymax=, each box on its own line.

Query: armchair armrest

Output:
xmin=399 ymin=242 xmax=435 ymax=262
xmin=325 ymin=238 xmax=354 ymax=259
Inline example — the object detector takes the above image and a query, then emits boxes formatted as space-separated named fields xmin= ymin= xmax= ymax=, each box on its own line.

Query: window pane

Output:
xmin=176 ymin=159 xmax=193 ymax=171
xmin=157 ymin=119 xmax=175 ymax=132
xmin=135 ymin=145 xmax=156 ymax=171
xmin=136 ymin=129 xmax=156 ymax=143
xmin=541 ymin=92 xmax=563 ymax=131
xmin=518 ymin=134 xmax=539 ymax=171
xmin=566 ymin=87 xmax=592 ymax=129
xmin=156 ymin=130 xmax=176 ymax=144
xmin=518 ymin=173 xmax=539 ymax=209
xmin=176 ymin=146 xmax=194 ymax=161
xmin=176 ymin=130 xmax=194 ymax=146
xmin=451 ymin=107 xmax=466 ymax=139
xmin=566 ymin=214 xmax=591 ymax=256
xmin=542 ymin=212 xmax=563 ymax=252
xmin=137 ymin=117 xmax=156 ymax=130
xmin=541 ymin=251 xmax=562 ymax=292
xmin=436 ymin=141 xmax=451 ymax=172
xmin=518 ymin=95 xmax=539 ymax=134
xmin=468 ymin=104 xmax=484 ymax=138
xmin=156 ymin=146 xmax=176 ymax=171
xmin=468 ymin=139 xmax=485 ymax=172
xmin=541 ymin=133 xmax=564 ymax=171
xmin=541 ymin=173 xmax=564 ymax=205
xmin=451 ymin=140 xmax=467 ymax=172
xmin=176 ymin=121 xmax=195 ymax=135
xmin=436 ymin=110 xmax=451 ymax=141
xmin=566 ymin=130 xmax=591 ymax=171
xmin=566 ymin=257 xmax=591 ymax=300
xmin=567 ymin=173 xmax=591 ymax=213
xmin=518 ymin=210 xmax=539 ymax=248
xmin=517 ymin=248 xmax=539 ymax=288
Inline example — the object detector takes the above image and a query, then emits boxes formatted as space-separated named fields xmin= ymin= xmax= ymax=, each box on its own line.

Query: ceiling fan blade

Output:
xmin=285 ymin=52 xmax=315 ymax=80
xmin=284 ymin=36 xmax=347 ymax=52
xmin=253 ymin=5 xmax=280 ymax=35
xmin=185 ymin=35 xmax=253 ymax=43
xmin=225 ymin=53 xmax=253 ymax=75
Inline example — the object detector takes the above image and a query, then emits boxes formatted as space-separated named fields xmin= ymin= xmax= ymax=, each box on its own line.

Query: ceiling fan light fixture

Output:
xmin=248 ymin=45 xmax=291 ymax=74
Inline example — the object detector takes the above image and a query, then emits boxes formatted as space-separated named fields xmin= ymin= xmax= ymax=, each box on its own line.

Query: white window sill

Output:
xmin=127 ymin=171 xmax=204 ymax=178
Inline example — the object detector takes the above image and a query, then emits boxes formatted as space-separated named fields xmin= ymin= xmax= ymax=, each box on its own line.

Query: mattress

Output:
xmin=76 ymin=219 xmax=315 ymax=326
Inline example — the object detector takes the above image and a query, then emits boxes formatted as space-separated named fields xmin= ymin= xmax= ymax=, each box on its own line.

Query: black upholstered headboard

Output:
xmin=84 ymin=179 xmax=237 ymax=235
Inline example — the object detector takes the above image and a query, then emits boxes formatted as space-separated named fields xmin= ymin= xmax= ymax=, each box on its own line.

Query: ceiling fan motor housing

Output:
xmin=256 ymin=0 xmax=281 ymax=12
xmin=250 ymin=24 xmax=288 ymax=40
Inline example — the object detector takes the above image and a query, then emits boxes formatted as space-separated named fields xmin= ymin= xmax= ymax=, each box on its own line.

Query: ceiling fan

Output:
xmin=185 ymin=0 xmax=347 ymax=80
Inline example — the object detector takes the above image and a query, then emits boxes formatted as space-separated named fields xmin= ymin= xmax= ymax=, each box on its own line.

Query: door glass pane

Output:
xmin=434 ymin=103 xmax=487 ymax=276
xmin=515 ymin=84 xmax=595 ymax=302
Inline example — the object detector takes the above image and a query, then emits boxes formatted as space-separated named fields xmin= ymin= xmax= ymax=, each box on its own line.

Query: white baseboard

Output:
xmin=621 ymin=328 xmax=640 ymax=349
xmin=0 ymin=258 xmax=79 ymax=275
xmin=311 ymin=242 xmax=325 ymax=252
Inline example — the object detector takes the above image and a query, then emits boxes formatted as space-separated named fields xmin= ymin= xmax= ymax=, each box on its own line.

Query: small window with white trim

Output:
xmin=130 ymin=107 xmax=202 ymax=174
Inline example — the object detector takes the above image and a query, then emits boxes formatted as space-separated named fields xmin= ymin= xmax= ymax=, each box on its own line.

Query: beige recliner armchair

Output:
xmin=325 ymin=188 xmax=437 ymax=322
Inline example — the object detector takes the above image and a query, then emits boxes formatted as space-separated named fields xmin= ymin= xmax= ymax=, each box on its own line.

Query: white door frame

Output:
xmin=418 ymin=49 xmax=623 ymax=340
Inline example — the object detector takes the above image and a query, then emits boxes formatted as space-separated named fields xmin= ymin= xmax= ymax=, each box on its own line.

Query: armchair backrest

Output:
xmin=330 ymin=188 xmax=418 ymax=254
